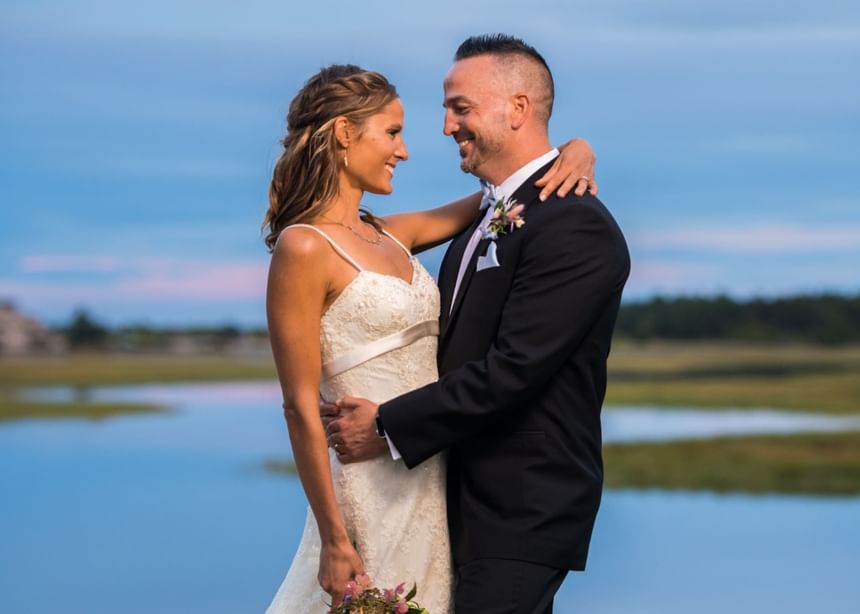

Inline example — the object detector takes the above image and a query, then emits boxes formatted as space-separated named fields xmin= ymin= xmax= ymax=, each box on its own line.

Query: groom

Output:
xmin=327 ymin=34 xmax=629 ymax=612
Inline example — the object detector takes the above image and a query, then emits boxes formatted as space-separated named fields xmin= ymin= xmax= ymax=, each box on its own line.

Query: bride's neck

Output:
xmin=321 ymin=187 xmax=364 ymax=225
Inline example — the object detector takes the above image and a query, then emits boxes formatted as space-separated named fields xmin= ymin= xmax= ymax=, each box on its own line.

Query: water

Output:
xmin=1 ymin=382 xmax=859 ymax=613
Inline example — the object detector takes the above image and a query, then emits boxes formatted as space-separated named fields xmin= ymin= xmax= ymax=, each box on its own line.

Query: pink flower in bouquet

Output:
xmin=331 ymin=578 xmax=426 ymax=614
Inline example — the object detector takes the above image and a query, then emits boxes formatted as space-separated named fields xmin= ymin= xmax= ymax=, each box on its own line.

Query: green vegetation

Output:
xmin=603 ymin=431 xmax=860 ymax=496
xmin=0 ymin=391 xmax=166 ymax=423
xmin=2 ymin=342 xmax=859 ymax=416
xmin=262 ymin=431 xmax=860 ymax=495
xmin=616 ymin=294 xmax=860 ymax=344
xmin=606 ymin=341 xmax=860 ymax=413
xmin=0 ymin=354 xmax=276 ymax=387
xmin=0 ymin=353 xmax=274 ymax=423
xmin=262 ymin=459 xmax=299 ymax=477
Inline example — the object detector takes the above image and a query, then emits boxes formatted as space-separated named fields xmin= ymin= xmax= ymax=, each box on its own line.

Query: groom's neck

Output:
xmin=480 ymin=133 xmax=552 ymax=186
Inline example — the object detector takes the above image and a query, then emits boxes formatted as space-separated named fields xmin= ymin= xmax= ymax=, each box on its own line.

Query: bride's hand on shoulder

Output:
xmin=534 ymin=137 xmax=598 ymax=201
xmin=319 ymin=539 xmax=365 ymax=608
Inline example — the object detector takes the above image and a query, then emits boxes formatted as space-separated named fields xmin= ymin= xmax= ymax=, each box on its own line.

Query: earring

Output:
xmin=344 ymin=151 xmax=349 ymax=168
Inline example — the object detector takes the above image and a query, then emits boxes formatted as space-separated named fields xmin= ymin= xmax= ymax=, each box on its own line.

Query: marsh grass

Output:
xmin=0 ymin=354 xmax=276 ymax=387
xmin=1 ymin=342 xmax=858 ymax=421
xmin=606 ymin=341 xmax=860 ymax=413
xmin=603 ymin=431 xmax=860 ymax=495
xmin=0 ymin=392 xmax=166 ymax=422
xmin=262 ymin=431 xmax=860 ymax=495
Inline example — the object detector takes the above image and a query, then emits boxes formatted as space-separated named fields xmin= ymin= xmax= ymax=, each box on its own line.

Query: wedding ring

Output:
xmin=579 ymin=175 xmax=590 ymax=182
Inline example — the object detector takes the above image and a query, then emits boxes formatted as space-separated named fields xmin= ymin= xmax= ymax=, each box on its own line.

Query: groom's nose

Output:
xmin=443 ymin=108 xmax=458 ymax=136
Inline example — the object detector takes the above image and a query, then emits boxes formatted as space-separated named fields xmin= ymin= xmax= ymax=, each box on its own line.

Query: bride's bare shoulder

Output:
xmin=271 ymin=225 xmax=331 ymax=264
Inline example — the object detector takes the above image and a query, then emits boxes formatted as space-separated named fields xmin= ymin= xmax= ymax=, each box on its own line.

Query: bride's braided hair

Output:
xmin=263 ymin=65 xmax=398 ymax=251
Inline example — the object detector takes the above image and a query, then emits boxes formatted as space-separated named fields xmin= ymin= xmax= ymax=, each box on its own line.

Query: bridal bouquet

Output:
xmin=331 ymin=574 xmax=429 ymax=614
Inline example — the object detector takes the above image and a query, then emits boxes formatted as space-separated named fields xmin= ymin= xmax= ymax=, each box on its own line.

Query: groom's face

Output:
xmin=443 ymin=55 xmax=509 ymax=181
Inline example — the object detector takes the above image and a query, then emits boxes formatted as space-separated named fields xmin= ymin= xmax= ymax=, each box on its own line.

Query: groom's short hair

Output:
xmin=455 ymin=34 xmax=554 ymax=124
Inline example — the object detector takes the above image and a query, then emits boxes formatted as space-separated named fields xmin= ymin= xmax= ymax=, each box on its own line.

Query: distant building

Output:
xmin=0 ymin=301 xmax=67 ymax=356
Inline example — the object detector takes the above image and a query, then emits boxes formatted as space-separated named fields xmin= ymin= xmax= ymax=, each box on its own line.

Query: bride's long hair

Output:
xmin=263 ymin=64 xmax=398 ymax=251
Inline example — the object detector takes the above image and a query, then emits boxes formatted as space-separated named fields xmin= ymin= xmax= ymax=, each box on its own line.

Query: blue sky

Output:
xmin=1 ymin=1 xmax=858 ymax=326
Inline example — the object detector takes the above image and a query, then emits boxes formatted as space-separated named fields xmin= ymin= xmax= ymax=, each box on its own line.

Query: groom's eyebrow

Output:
xmin=443 ymin=95 xmax=472 ymax=108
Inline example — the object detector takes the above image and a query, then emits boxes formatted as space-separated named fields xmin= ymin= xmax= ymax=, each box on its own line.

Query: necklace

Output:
xmin=320 ymin=215 xmax=383 ymax=245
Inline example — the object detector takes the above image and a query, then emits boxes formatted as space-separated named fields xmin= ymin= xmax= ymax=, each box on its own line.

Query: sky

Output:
xmin=1 ymin=0 xmax=859 ymax=326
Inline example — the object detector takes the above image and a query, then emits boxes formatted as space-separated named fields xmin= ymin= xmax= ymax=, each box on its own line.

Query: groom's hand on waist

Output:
xmin=325 ymin=396 xmax=387 ymax=464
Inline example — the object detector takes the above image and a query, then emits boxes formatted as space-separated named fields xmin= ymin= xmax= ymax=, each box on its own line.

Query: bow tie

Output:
xmin=479 ymin=180 xmax=498 ymax=211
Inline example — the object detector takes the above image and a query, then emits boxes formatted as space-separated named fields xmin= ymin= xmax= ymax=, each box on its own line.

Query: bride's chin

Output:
xmin=366 ymin=183 xmax=394 ymax=195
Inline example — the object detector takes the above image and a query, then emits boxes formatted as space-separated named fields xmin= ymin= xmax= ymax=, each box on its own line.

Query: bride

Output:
xmin=263 ymin=64 xmax=595 ymax=613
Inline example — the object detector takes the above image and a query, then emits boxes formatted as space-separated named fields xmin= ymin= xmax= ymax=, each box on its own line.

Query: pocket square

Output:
xmin=476 ymin=241 xmax=501 ymax=272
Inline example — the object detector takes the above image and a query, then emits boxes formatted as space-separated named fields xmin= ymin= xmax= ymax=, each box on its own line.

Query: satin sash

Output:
xmin=321 ymin=319 xmax=439 ymax=380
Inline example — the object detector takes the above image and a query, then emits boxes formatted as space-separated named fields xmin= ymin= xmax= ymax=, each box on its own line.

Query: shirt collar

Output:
xmin=494 ymin=148 xmax=560 ymax=202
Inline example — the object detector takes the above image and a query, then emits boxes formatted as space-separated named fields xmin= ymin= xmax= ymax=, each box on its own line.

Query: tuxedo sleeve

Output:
xmin=379 ymin=198 xmax=630 ymax=469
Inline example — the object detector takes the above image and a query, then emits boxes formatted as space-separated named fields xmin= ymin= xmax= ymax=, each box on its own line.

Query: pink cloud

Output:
xmin=19 ymin=255 xmax=121 ymax=273
xmin=116 ymin=261 xmax=268 ymax=299
xmin=3 ymin=258 xmax=268 ymax=302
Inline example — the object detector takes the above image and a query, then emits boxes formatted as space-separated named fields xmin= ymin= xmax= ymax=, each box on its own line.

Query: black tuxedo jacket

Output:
xmin=379 ymin=162 xmax=630 ymax=571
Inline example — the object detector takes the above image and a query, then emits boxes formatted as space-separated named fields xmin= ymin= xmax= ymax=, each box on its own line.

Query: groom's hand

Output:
xmin=325 ymin=396 xmax=387 ymax=464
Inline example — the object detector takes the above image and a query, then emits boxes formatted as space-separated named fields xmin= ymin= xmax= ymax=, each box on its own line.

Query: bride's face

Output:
xmin=344 ymin=99 xmax=408 ymax=195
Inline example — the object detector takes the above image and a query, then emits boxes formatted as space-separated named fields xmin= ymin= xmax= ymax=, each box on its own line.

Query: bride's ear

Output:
xmin=334 ymin=117 xmax=351 ymax=149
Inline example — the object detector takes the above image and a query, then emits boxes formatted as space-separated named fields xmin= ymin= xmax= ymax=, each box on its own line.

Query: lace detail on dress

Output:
xmin=266 ymin=252 xmax=452 ymax=614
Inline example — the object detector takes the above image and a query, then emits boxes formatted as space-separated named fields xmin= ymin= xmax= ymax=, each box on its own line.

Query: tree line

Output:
xmin=615 ymin=294 xmax=860 ymax=344
xmin=60 ymin=293 xmax=860 ymax=349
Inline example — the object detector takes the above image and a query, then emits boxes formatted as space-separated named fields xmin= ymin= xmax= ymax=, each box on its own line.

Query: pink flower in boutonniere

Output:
xmin=481 ymin=195 xmax=526 ymax=240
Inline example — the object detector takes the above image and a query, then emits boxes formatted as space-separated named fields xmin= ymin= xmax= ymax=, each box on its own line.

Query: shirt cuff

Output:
xmin=385 ymin=436 xmax=402 ymax=461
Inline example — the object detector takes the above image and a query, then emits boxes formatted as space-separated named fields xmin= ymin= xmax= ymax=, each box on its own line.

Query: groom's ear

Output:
xmin=333 ymin=116 xmax=351 ymax=149
xmin=509 ymin=93 xmax=530 ymax=131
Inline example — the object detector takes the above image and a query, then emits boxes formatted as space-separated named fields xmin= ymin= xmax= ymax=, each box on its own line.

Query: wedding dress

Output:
xmin=266 ymin=225 xmax=452 ymax=614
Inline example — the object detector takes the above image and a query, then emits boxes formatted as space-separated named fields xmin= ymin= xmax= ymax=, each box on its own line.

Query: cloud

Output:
xmin=635 ymin=224 xmax=860 ymax=253
xmin=624 ymin=257 xmax=860 ymax=300
xmin=625 ymin=259 xmax=723 ymax=296
xmin=6 ymin=257 xmax=268 ymax=301
xmin=116 ymin=260 xmax=268 ymax=299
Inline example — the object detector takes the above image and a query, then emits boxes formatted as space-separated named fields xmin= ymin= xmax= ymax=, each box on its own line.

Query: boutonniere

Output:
xmin=480 ymin=196 xmax=525 ymax=241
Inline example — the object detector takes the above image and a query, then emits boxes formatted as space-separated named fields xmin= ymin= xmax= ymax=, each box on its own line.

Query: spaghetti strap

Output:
xmin=381 ymin=228 xmax=413 ymax=258
xmin=283 ymin=224 xmax=363 ymax=271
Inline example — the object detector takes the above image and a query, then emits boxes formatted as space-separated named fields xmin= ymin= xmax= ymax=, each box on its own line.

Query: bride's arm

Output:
xmin=267 ymin=228 xmax=364 ymax=605
xmin=383 ymin=137 xmax=597 ymax=253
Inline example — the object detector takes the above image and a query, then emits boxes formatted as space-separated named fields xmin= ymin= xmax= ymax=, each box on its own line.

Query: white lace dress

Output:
xmin=266 ymin=225 xmax=452 ymax=614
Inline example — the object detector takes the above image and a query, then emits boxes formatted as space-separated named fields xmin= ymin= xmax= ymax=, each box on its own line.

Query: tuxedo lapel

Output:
xmin=439 ymin=212 xmax=484 ymax=337
xmin=443 ymin=235 xmax=489 ymax=339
